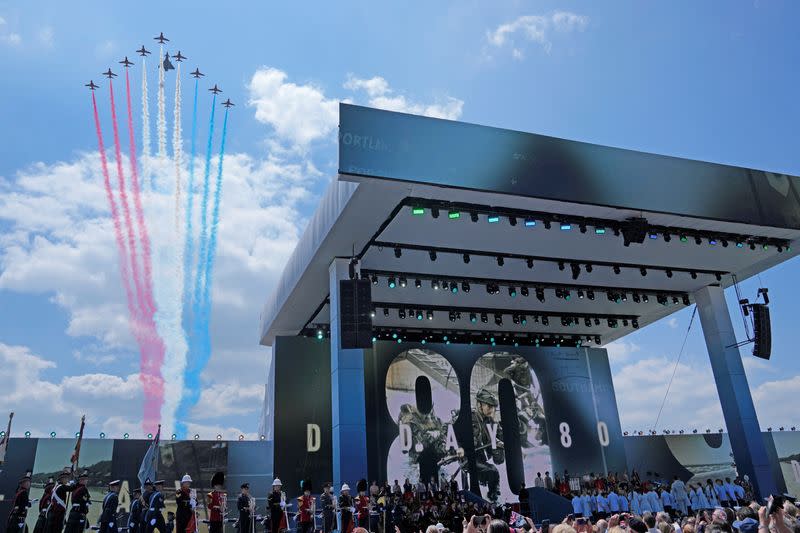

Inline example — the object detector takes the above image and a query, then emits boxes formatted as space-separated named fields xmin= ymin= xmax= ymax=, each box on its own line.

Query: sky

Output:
xmin=0 ymin=0 xmax=799 ymax=440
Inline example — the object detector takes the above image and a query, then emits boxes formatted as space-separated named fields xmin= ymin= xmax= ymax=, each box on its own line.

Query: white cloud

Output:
xmin=248 ymin=68 xmax=340 ymax=149
xmin=667 ymin=317 xmax=679 ymax=329
xmin=38 ymin=25 xmax=54 ymax=47
xmin=486 ymin=11 xmax=588 ymax=56
xmin=94 ymin=40 xmax=115 ymax=58
xmin=1 ymin=32 xmax=21 ymax=46
xmin=344 ymin=74 xmax=464 ymax=120
xmin=605 ymin=339 xmax=640 ymax=364
xmin=193 ymin=382 xmax=266 ymax=417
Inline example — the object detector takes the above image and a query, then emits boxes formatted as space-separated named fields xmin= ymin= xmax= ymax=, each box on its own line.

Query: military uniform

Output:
xmin=6 ymin=476 xmax=31 ymax=533
xmin=99 ymin=482 xmax=120 ymax=533
xmin=175 ymin=486 xmax=194 ymax=533
xmin=472 ymin=389 xmax=504 ymax=502
xmin=206 ymin=473 xmax=225 ymax=533
xmin=236 ymin=484 xmax=252 ymax=533
xmin=337 ymin=487 xmax=354 ymax=533
xmin=144 ymin=482 xmax=166 ymax=533
xmin=45 ymin=473 xmax=76 ymax=533
xmin=267 ymin=483 xmax=286 ymax=533
xmin=297 ymin=480 xmax=314 ymax=533
xmin=64 ymin=473 xmax=91 ymax=533
xmin=320 ymin=488 xmax=335 ymax=533
xmin=127 ymin=490 xmax=143 ymax=533
xmin=33 ymin=480 xmax=55 ymax=533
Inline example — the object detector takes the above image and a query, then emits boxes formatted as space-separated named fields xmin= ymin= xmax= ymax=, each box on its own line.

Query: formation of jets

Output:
xmin=86 ymin=33 xmax=232 ymax=108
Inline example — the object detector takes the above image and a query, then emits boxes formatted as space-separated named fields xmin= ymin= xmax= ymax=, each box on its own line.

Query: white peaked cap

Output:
xmin=341 ymin=484 xmax=350 ymax=492
xmin=181 ymin=475 xmax=192 ymax=483
xmin=272 ymin=478 xmax=282 ymax=486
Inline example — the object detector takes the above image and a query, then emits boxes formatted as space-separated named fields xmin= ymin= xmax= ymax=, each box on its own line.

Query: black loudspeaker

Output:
xmin=339 ymin=279 xmax=373 ymax=349
xmin=751 ymin=304 xmax=771 ymax=360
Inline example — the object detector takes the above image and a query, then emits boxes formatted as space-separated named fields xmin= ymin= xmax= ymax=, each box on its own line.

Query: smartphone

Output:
xmin=541 ymin=519 xmax=550 ymax=533
xmin=766 ymin=495 xmax=784 ymax=515
xmin=472 ymin=515 xmax=488 ymax=528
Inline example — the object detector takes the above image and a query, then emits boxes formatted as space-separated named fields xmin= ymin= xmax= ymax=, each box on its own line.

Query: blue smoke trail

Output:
xmin=175 ymin=92 xmax=215 ymax=438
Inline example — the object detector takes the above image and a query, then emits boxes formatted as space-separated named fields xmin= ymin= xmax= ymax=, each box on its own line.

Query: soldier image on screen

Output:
xmin=45 ymin=468 xmax=76 ymax=533
xmin=128 ymin=487 xmax=143 ymax=533
xmin=206 ymin=473 xmax=225 ymax=533
xmin=175 ymin=475 xmax=194 ymax=533
xmin=320 ymin=483 xmax=335 ymax=533
xmin=502 ymin=356 xmax=548 ymax=446
xmin=33 ymin=477 xmax=55 ymax=533
xmin=237 ymin=483 xmax=253 ymax=533
xmin=471 ymin=388 xmax=504 ymax=502
xmin=337 ymin=484 xmax=354 ymax=533
xmin=397 ymin=403 xmax=450 ymax=482
xmin=297 ymin=480 xmax=314 ymax=533
xmin=6 ymin=474 xmax=31 ymax=533
xmin=64 ymin=471 xmax=91 ymax=533
xmin=267 ymin=478 xmax=287 ymax=533
xmin=143 ymin=479 xmax=167 ymax=533
xmin=99 ymin=480 xmax=121 ymax=533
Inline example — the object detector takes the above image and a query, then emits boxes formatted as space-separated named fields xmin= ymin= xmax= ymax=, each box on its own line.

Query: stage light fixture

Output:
xmin=49 ymin=431 xmax=56 ymax=438
xmin=520 ymin=286 xmax=529 ymax=297
xmin=622 ymin=319 xmax=629 ymax=327
xmin=580 ymin=223 xmax=587 ymax=233
xmin=429 ymin=250 xmax=437 ymax=261
xmin=399 ymin=309 xmax=406 ymax=319
xmin=543 ymin=220 xmax=552 ymax=229
xmin=100 ymin=432 xmax=106 ymax=439
xmin=690 ymin=271 xmax=697 ymax=279
xmin=715 ymin=273 xmax=722 ymax=281
xmin=370 ymin=308 xmax=376 ymax=318
xmin=508 ymin=286 xmax=517 ymax=298
xmin=587 ymin=289 xmax=595 ymax=300
xmin=595 ymin=226 xmax=606 ymax=235
xmin=621 ymin=293 xmax=628 ymax=302
xmin=642 ymin=294 xmax=649 ymax=303
xmin=416 ymin=310 xmax=423 ymax=321
xmin=481 ymin=312 xmax=488 ymax=324
xmin=750 ymin=242 xmax=756 ymax=250
xmin=560 ymin=223 xmax=572 ymax=231
xmin=578 ymin=290 xmax=584 ymax=299
xmin=632 ymin=293 xmax=640 ymax=303
xmin=682 ymin=295 xmax=690 ymax=305
xmin=470 ymin=312 xmax=477 ymax=323
xmin=666 ymin=269 xmax=673 ymax=278
xmin=371 ymin=274 xmax=378 ymax=285
xmin=526 ymin=258 xmax=534 ymax=269
xmin=640 ymin=267 xmax=647 ymax=277
xmin=680 ymin=234 xmax=688 ymax=242
xmin=513 ymin=314 xmax=520 ymax=325
xmin=123 ymin=433 xmax=129 ymax=439
xmin=239 ymin=435 xmax=245 ymax=441
xmin=441 ymin=281 xmax=449 ymax=292
xmin=415 ymin=278 xmax=421 ymax=289
xmin=524 ymin=217 xmax=536 ymax=227
xmin=194 ymin=434 xmax=200 ymax=440
xmin=664 ymin=233 xmax=671 ymax=242
xmin=216 ymin=434 xmax=222 ymax=441
xmin=585 ymin=263 xmax=593 ymax=273
xmin=649 ymin=232 xmax=658 ymax=240
xmin=495 ymin=314 xmax=503 ymax=326
xmin=536 ymin=287 xmax=545 ymax=302
xmin=449 ymin=311 xmax=457 ymax=322
xmin=448 ymin=210 xmax=460 ymax=219
xmin=488 ymin=215 xmax=500 ymax=223
xmin=399 ymin=277 xmax=407 ymax=288
xmin=736 ymin=241 xmax=743 ymax=248
xmin=470 ymin=212 xmax=479 ymax=222
xmin=412 ymin=207 xmax=425 ymax=216
xmin=316 ymin=329 xmax=324 ymax=340
xmin=721 ymin=239 xmax=728 ymax=247
xmin=571 ymin=263 xmax=581 ymax=280
xmin=394 ymin=247 xmax=402 ymax=258
xmin=613 ymin=265 xmax=621 ymax=275
xmin=431 ymin=207 xmax=440 ymax=219
xmin=695 ymin=236 xmax=702 ymax=245
xmin=509 ymin=216 xmax=517 ymax=226
xmin=520 ymin=314 xmax=527 ymax=325
xmin=431 ymin=280 xmax=439 ymax=290
xmin=451 ymin=283 xmax=458 ymax=294
xmin=657 ymin=294 xmax=668 ymax=306
xmin=709 ymin=238 xmax=717 ymax=246
xmin=462 ymin=281 xmax=470 ymax=293
xmin=584 ymin=317 xmax=592 ymax=327
xmin=672 ymin=296 xmax=679 ymax=304
xmin=388 ymin=276 xmax=396 ymax=288
xmin=462 ymin=253 xmax=470 ymax=264
xmin=541 ymin=316 xmax=549 ymax=326
xmin=496 ymin=256 xmax=504 ymax=266
xmin=564 ymin=289 xmax=571 ymax=301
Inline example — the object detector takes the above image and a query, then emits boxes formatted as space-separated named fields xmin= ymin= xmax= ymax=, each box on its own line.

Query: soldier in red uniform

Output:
xmin=6 ymin=474 xmax=32 ymax=533
xmin=206 ymin=472 xmax=226 ymax=533
xmin=64 ymin=470 xmax=91 ymax=533
xmin=45 ymin=468 xmax=76 ymax=533
xmin=33 ymin=477 xmax=55 ymax=533
xmin=297 ymin=480 xmax=314 ymax=533
xmin=355 ymin=480 xmax=369 ymax=530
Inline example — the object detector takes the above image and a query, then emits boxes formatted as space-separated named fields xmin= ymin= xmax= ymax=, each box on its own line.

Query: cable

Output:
xmin=651 ymin=306 xmax=697 ymax=432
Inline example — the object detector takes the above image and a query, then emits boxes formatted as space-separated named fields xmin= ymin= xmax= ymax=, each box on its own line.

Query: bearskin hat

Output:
xmin=302 ymin=479 xmax=312 ymax=493
xmin=211 ymin=471 xmax=225 ymax=487
xmin=356 ymin=479 xmax=367 ymax=493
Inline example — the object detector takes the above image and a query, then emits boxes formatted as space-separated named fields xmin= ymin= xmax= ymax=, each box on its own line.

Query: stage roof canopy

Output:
xmin=259 ymin=104 xmax=800 ymax=348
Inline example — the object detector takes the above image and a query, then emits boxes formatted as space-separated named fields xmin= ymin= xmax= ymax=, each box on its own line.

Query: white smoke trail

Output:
xmin=141 ymin=58 xmax=151 ymax=191
xmin=156 ymin=61 xmax=188 ymax=435
xmin=157 ymin=45 xmax=167 ymax=160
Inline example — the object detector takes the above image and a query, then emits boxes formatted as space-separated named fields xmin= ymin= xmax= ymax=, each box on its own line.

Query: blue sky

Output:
xmin=0 ymin=0 xmax=798 ymax=438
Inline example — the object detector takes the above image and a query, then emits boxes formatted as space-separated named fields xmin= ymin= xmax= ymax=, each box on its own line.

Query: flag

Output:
xmin=70 ymin=415 xmax=86 ymax=472
xmin=138 ymin=425 xmax=161 ymax=487
xmin=0 ymin=412 xmax=14 ymax=465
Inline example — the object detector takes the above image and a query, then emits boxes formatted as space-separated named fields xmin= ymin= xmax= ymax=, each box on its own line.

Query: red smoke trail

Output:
xmin=93 ymin=91 xmax=161 ymax=426
xmin=109 ymin=80 xmax=165 ymax=428
xmin=125 ymin=69 xmax=156 ymax=317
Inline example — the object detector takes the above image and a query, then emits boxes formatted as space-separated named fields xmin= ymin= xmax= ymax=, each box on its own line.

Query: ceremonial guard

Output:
xmin=33 ymin=478 xmax=55 ymax=533
xmin=6 ymin=474 xmax=32 ymax=533
xmin=355 ymin=480 xmax=369 ymax=529
xmin=99 ymin=480 xmax=121 ymax=533
xmin=128 ymin=487 xmax=144 ymax=533
xmin=338 ymin=484 xmax=354 ymax=533
xmin=175 ymin=475 xmax=195 ymax=533
xmin=237 ymin=483 xmax=254 ymax=533
xmin=64 ymin=470 xmax=91 ymax=533
xmin=206 ymin=472 xmax=226 ymax=533
xmin=45 ymin=468 xmax=75 ymax=533
xmin=144 ymin=479 xmax=166 ymax=533
xmin=320 ymin=484 xmax=335 ymax=533
xmin=268 ymin=479 xmax=287 ymax=533
xmin=297 ymin=480 xmax=314 ymax=533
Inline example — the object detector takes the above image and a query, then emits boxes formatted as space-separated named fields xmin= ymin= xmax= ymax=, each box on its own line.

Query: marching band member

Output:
xmin=237 ymin=483 xmax=254 ymax=533
xmin=6 ymin=474 xmax=32 ymax=533
xmin=128 ymin=487 xmax=144 ymax=533
xmin=338 ymin=484 xmax=354 ymax=533
xmin=297 ymin=480 xmax=314 ymax=533
xmin=144 ymin=480 xmax=166 ymax=533
xmin=176 ymin=475 xmax=195 ymax=533
xmin=320 ymin=483 xmax=335 ymax=533
xmin=268 ymin=478 xmax=287 ymax=533
xmin=207 ymin=472 xmax=226 ymax=533
xmin=33 ymin=477 xmax=55 ymax=533
xmin=45 ymin=468 xmax=75 ymax=533
xmin=99 ymin=480 xmax=121 ymax=533
xmin=64 ymin=471 xmax=91 ymax=533
xmin=355 ymin=480 xmax=370 ymax=529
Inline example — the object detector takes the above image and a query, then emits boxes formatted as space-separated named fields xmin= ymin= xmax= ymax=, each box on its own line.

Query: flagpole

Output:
xmin=0 ymin=412 xmax=13 ymax=465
